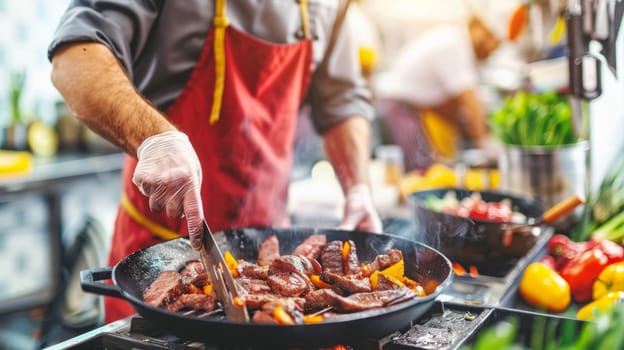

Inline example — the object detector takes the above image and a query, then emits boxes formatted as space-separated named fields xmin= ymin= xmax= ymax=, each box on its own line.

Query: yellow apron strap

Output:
xmin=298 ymin=0 xmax=311 ymax=39
xmin=120 ymin=192 xmax=183 ymax=241
xmin=209 ymin=0 xmax=230 ymax=124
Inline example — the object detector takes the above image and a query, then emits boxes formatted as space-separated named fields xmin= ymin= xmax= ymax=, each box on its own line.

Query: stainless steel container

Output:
xmin=498 ymin=141 xmax=589 ymax=225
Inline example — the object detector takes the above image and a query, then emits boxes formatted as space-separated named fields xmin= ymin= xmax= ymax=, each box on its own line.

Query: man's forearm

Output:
xmin=50 ymin=42 xmax=176 ymax=156
xmin=322 ymin=117 xmax=372 ymax=193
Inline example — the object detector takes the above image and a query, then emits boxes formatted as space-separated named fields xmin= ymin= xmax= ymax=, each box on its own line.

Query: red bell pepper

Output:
xmin=594 ymin=239 xmax=624 ymax=262
xmin=559 ymin=240 xmax=624 ymax=303
xmin=547 ymin=234 xmax=593 ymax=270
xmin=559 ymin=248 xmax=610 ymax=303
xmin=538 ymin=255 xmax=557 ymax=270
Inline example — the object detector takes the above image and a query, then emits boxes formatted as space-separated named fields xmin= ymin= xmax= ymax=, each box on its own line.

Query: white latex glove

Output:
xmin=338 ymin=184 xmax=383 ymax=233
xmin=132 ymin=131 xmax=205 ymax=251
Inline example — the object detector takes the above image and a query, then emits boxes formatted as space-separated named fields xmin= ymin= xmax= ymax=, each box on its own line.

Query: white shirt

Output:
xmin=374 ymin=24 xmax=478 ymax=106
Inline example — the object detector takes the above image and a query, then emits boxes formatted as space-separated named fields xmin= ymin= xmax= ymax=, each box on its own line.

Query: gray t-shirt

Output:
xmin=47 ymin=0 xmax=373 ymax=133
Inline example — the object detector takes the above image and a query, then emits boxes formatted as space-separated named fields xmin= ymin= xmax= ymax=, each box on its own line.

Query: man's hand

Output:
xmin=338 ymin=184 xmax=382 ymax=233
xmin=132 ymin=131 xmax=205 ymax=250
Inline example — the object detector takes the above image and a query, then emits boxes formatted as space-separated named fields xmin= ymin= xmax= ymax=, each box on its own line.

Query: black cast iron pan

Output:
xmin=81 ymin=227 xmax=453 ymax=349
xmin=408 ymin=188 xmax=546 ymax=272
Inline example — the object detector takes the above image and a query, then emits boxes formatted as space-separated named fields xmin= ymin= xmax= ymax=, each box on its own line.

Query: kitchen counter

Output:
xmin=0 ymin=151 xmax=124 ymax=194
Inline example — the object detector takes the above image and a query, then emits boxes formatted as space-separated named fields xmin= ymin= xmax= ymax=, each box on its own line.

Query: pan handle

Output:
xmin=80 ymin=267 xmax=123 ymax=298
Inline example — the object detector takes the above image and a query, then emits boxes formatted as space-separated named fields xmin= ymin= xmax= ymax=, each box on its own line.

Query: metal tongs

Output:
xmin=199 ymin=220 xmax=250 ymax=322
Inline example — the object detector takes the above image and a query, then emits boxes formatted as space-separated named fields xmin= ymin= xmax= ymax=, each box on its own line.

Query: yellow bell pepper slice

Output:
xmin=370 ymin=270 xmax=380 ymax=290
xmin=273 ymin=305 xmax=295 ymax=325
xmin=223 ymin=250 xmax=239 ymax=278
xmin=380 ymin=259 xmax=404 ymax=280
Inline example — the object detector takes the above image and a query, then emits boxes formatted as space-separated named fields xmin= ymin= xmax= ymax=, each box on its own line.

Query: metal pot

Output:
xmin=80 ymin=227 xmax=453 ymax=348
xmin=498 ymin=141 xmax=589 ymax=229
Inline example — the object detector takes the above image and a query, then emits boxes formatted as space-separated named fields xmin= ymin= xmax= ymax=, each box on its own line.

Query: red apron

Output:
xmin=104 ymin=1 xmax=313 ymax=323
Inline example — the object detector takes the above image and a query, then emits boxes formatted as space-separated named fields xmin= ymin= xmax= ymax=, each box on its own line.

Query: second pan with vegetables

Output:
xmin=409 ymin=188 xmax=547 ymax=270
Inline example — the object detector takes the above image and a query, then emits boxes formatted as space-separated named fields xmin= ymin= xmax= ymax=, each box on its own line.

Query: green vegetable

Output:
xmin=462 ymin=303 xmax=624 ymax=350
xmin=461 ymin=318 xmax=520 ymax=350
xmin=575 ymin=145 xmax=624 ymax=241
xmin=591 ymin=210 xmax=624 ymax=243
xmin=489 ymin=90 xmax=580 ymax=147
xmin=424 ymin=191 xmax=457 ymax=212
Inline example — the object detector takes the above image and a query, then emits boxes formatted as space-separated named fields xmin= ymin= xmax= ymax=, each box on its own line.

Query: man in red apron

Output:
xmin=49 ymin=0 xmax=381 ymax=323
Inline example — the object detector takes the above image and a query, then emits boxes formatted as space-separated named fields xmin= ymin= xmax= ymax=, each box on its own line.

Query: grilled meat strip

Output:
xmin=236 ymin=260 xmax=268 ymax=280
xmin=367 ymin=249 xmax=403 ymax=275
xmin=258 ymin=234 xmax=280 ymax=266
xmin=320 ymin=270 xmax=371 ymax=294
xmin=252 ymin=298 xmax=305 ymax=324
xmin=266 ymin=255 xmax=321 ymax=297
xmin=244 ymin=294 xmax=305 ymax=310
xmin=144 ymin=271 xmax=183 ymax=308
xmin=292 ymin=234 xmax=327 ymax=261
xmin=321 ymin=241 xmax=344 ymax=274
xmin=166 ymin=293 xmax=216 ymax=312
xmin=321 ymin=240 xmax=360 ymax=275
xmin=304 ymin=288 xmax=418 ymax=313
xmin=238 ymin=277 xmax=272 ymax=295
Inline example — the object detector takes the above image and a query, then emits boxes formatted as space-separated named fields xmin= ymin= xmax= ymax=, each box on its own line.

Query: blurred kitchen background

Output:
xmin=0 ymin=0 xmax=623 ymax=349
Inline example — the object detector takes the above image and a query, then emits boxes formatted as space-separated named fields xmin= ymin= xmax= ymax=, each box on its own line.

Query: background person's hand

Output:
xmin=338 ymin=184 xmax=383 ymax=233
xmin=132 ymin=131 xmax=205 ymax=250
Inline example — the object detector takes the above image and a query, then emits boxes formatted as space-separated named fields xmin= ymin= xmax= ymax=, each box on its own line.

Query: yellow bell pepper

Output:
xmin=223 ymin=250 xmax=239 ymax=277
xmin=380 ymin=259 xmax=404 ymax=280
xmin=577 ymin=291 xmax=624 ymax=320
xmin=593 ymin=261 xmax=624 ymax=300
xmin=519 ymin=262 xmax=571 ymax=313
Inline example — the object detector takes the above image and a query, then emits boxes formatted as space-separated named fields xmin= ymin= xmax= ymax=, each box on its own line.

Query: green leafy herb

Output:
xmin=489 ymin=91 xmax=580 ymax=147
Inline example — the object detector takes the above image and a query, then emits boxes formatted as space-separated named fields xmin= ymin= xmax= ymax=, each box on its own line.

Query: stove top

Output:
xmin=46 ymin=302 xmax=493 ymax=350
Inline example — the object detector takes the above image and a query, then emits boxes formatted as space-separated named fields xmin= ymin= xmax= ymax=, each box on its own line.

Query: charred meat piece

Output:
xmin=267 ymin=272 xmax=310 ymax=297
xmin=375 ymin=274 xmax=405 ymax=291
xmin=180 ymin=259 xmax=204 ymax=278
xmin=321 ymin=241 xmax=344 ymax=274
xmin=266 ymin=255 xmax=320 ymax=297
xmin=338 ymin=288 xmax=417 ymax=312
xmin=252 ymin=310 xmax=278 ymax=324
xmin=304 ymin=288 xmax=342 ymax=313
xmin=179 ymin=259 xmax=210 ymax=289
xmin=237 ymin=260 xmax=268 ymax=280
xmin=185 ymin=273 xmax=210 ymax=289
xmin=343 ymin=240 xmax=361 ymax=275
xmin=321 ymin=270 xmax=371 ymax=294
xmin=144 ymin=271 xmax=183 ymax=308
xmin=292 ymin=234 xmax=327 ymax=261
xmin=368 ymin=249 xmax=403 ymax=275
xmin=238 ymin=278 xmax=272 ymax=295
xmin=269 ymin=255 xmax=320 ymax=277
xmin=305 ymin=288 xmax=417 ymax=313
xmin=166 ymin=293 xmax=216 ymax=312
xmin=258 ymin=234 xmax=280 ymax=266
xmin=244 ymin=294 xmax=305 ymax=310
xmin=320 ymin=240 xmax=360 ymax=275
xmin=183 ymin=280 xmax=205 ymax=294
xmin=252 ymin=298 xmax=305 ymax=324
xmin=179 ymin=293 xmax=216 ymax=311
